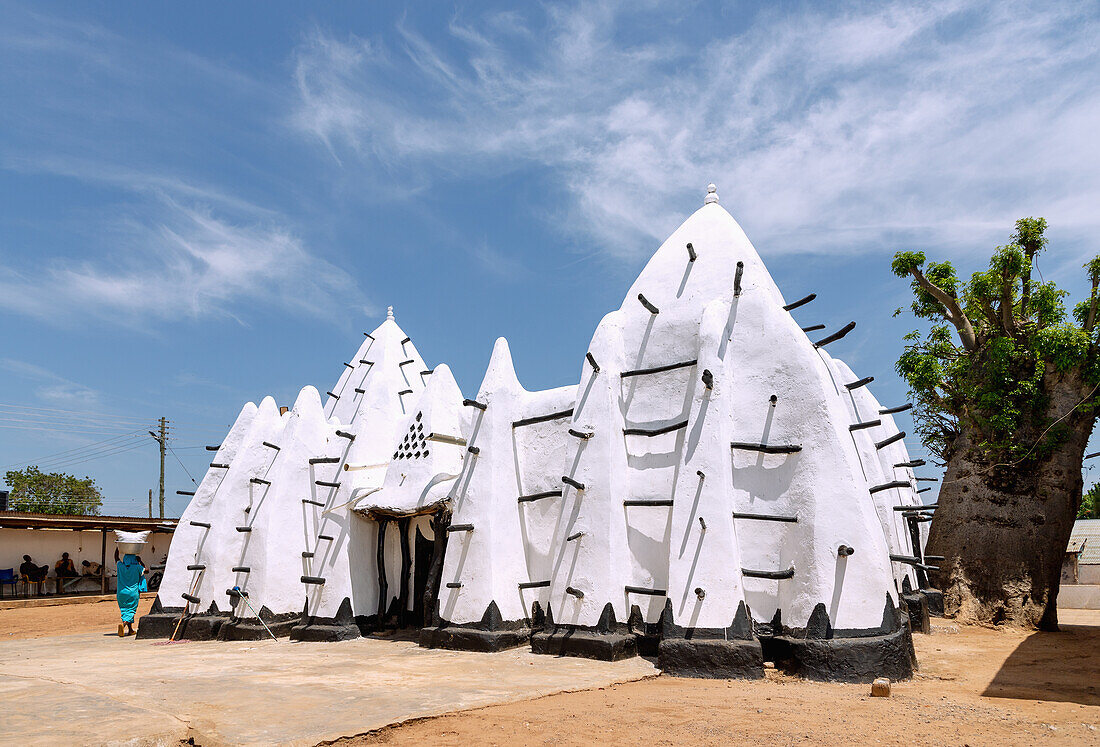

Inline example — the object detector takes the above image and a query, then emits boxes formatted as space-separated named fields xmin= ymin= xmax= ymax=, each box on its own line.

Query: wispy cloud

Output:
xmin=0 ymin=195 xmax=368 ymax=327
xmin=0 ymin=4 xmax=368 ymax=328
xmin=2 ymin=155 xmax=279 ymax=219
xmin=290 ymin=1 xmax=1100 ymax=259
xmin=0 ymin=359 xmax=101 ymax=407
xmin=469 ymin=238 xmax=531 ymax=281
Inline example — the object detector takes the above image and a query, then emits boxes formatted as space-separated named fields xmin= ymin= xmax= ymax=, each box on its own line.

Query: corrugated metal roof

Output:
xmin=0 ymin=511 xmax=177 ymax=532
xmin=1069 ymin=519 xmax=1100 ymax=564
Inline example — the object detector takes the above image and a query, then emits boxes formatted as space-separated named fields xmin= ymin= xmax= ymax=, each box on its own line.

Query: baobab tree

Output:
xmin=892 ymin=218 xmax=1099 ymax=630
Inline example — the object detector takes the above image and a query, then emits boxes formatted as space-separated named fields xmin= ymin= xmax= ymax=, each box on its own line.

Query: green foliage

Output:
xmin=893 ymin=219 xmax=1100 ymax=463
xmin=1080 ymin=483 xmax=1100 ymax=519
xmin=891 ymin=251 xmax=926 ymax=277
xmin=1014 ymin=217 xmax=1048 ymax=257
xmin=4 ymin=466 xmax=102 ymax=515
xmin=1087 ymin=257 xmax=1100 ymax=287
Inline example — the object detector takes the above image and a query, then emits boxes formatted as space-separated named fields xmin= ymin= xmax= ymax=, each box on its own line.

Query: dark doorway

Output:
xmin=412 ymin=525 xmax=434 ymax=624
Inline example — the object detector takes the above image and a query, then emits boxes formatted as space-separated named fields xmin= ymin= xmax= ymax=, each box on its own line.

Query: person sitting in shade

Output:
xmin=81 ymin=559 xmax=103 ymax=577
xmin=54 ymin=552 xmax=79 ymax=593
xmin=18 ymin=555 xmax=49 ymax=595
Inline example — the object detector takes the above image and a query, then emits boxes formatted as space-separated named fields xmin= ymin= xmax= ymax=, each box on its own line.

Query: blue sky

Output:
xmin=2 ymin=0 xmax=1099 ymax=517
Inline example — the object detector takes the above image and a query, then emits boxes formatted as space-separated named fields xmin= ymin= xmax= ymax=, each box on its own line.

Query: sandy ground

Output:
xmin=0 ymin=612 xmax=654 ymax=746
xmin=337 ymin=612 xmax=1100 ymax=747
xmin=0 ymin=603 xmax=1097 ymax=746
xmin=0 ymin=596 xmax=154 ymax=639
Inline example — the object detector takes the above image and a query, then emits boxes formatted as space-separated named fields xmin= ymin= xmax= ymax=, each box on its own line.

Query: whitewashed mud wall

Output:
xmin=423 ymin=338 xmax=576 ymax=651
xmin=147 ymin=401 xmax=257 ymax=636
xmin=222 ymin=386 xmax=331 ymax=637
xmin=523 ymin=187 xmax=917 ymax=679
xmin=294 ymin=309 xmax=432 ymax=640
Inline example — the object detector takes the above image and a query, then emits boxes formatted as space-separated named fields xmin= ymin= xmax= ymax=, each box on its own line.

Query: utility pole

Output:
xmin=158 ymin=416 xmax=166 ymax=519
xmin=148 ymin=417 xmax=168 ymax=519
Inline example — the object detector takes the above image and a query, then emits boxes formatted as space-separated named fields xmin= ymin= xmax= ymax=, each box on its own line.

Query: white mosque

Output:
xmin=141 ymin=186 xmax=937 ymax=681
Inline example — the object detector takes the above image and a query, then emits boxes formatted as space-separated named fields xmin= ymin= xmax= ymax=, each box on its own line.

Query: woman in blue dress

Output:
xmin=114 ymin=548 xmax=146 ymax=636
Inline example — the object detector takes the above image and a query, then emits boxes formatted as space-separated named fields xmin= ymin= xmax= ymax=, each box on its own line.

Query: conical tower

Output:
xmin=186 ymin=396 xmax=286 ymax=637
xmin=291 ymin=308 xmax=435 ymax=640
xmin=422 ymin=338 xmax=577 ymax=651
xmin=352 ymin=363 xmax=468 ymax=629
xmin=138 ymin=402 xmax=257 ymax=638
xmin=218 ymin=386 xmax=331 ymax=639
xmin=533 ymin=185 xmax=913 ymax=681
xmin=821 ymin=356 xmax=919 ymax=591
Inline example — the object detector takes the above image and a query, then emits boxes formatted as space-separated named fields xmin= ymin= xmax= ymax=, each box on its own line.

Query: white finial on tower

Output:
xmin=704 ymin=184 xmax=719 ymax=205
xmin=387 ymin=305 xmax=394 ymax=320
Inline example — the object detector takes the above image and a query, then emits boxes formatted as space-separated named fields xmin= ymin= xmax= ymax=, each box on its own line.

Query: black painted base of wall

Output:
xmin=289 ymin=597 xmax=362 ymax=642
xmin=419 ymin=625 xmax=531 ymax=652
xmin=531 ymin=629 xmax=638 ymax=661
xmin=765 ymin=625 xmax=915 ymax=683
xmin=136 ymin=612 xmax=227 ymax=640
xmin=658 ymin=637 xmax=765 ymax=679
xmin=921 ymin=588 xmax=944 ymax=617
xmin=219 ymin=616 xmax=299 ymax=640
xmin=288 ymin=620 xmax=361 ymax=642
xmin=134 ymin=611 xmax=180 ymax=639
xmin=901 ymin=592 xmax=930 ymax=634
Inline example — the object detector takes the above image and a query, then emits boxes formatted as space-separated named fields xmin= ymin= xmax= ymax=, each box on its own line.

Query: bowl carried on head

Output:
xmin=114 ymin=530 xmax=150 ymax=556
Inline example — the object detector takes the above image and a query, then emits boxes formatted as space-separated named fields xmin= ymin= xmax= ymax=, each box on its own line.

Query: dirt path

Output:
xmin=337 ymin=611 xmax=1100 ymax=747
xmin=0 ymin=597 xmax=154 ymax=639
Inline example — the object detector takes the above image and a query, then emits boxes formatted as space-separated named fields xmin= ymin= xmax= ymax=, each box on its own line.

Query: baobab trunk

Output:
xmin=926 ymin=372 xmax=1092 ymax=631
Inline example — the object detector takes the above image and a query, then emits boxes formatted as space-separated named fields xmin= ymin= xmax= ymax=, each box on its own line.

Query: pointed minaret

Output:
xmin=534 ymin=185 xmax=912 ymax=681
xmin=351 ymin=364 xmax=467 ymax=628
xmin=291 ymin=308 xmax=437 ymax=641
xmin=532 ymin=312 xmax=638 ymax=659
xmin=423 ymin=339 xmax=577 ymax=651
xmin=138 ymin=402 xmax=257 ymax=638
xmin=324 ymin=305 xmax=429 ymax=433
xmin=184 ymin=396 xmax=286 ymax=637
xmin=218 ymin=386 xmax=331 ymax=639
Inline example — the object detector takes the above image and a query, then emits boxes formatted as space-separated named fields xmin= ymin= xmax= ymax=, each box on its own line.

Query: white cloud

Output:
xmin=289 ymin=0 xmax=1100 ymax=260
xmin=0 ymin=195 xmax=368 ymax=326
xmin=0 ymin=359 xmax=101 ymax=407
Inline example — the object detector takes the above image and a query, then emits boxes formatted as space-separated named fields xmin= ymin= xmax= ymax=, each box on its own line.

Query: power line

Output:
xmin=0 ymin=431 xmax=144 ymax=470
xmin=0 ymin=402 xmax=233 ymax=429
xmin=30 ymin=436 xmax=148 ymax=470
xmin=34 ymin=440 xmax=151 ymax=472
xmin=0 ymin=422 xmax=150 ymax=437
xmin=24 ymin=439 xmax=151 ymax=472
xmin=0 ymin=403 xmax=156 ymax=425
xmin=166 ymin=442 xmax=199 ymax=486
xmin=0 ymin=414 xmax=153 ymax=431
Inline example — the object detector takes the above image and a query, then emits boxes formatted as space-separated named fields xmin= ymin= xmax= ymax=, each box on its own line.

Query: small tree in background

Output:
xmin=1080 ymin=483 xmax=1100 ymax=520
xmin=892 ymin=218 xmax=1099 ymax=630
xmin=4 ymin=466 xmax=103 ymax=515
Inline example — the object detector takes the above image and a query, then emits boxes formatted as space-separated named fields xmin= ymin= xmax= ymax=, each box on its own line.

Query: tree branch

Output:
xmin=1086 ymin=278 xmax=1099 ymax=334
xmin=1021 ymin=261 xmax=1032 ymax=323
xmin=910 ymin=268 xmax=979 ymax=350
xmin=975 ymin=295 xmax=1000 ymax=329
xmin=1000 ymin=275 xmax=1017 ymax=335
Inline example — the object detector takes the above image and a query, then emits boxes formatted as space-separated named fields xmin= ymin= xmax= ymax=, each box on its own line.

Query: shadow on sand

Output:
xmin=982 ymin=617 xmax=1100 ymax=706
